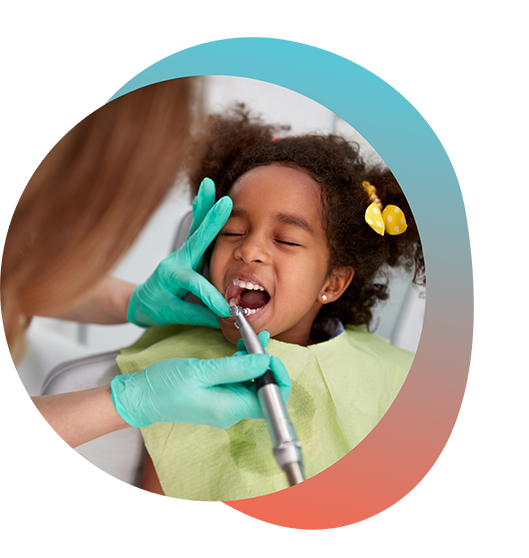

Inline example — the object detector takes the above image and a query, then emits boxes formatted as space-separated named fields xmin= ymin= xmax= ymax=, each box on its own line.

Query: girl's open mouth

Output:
xmin=224 ymin=277 xmax=271 ymax=323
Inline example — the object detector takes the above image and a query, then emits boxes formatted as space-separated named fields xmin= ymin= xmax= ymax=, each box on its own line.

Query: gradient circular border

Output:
xmin=110 ymin=38 xmax=473 ymax=529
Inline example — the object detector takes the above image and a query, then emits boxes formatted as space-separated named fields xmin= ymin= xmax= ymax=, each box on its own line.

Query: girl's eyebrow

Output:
xmin=229 ymin=208 xmax=247 ymax=219
xmin=229 ymin=208 xmax=315 ymax=236
xmin=275 ymin=212 xmax=315 ymax=236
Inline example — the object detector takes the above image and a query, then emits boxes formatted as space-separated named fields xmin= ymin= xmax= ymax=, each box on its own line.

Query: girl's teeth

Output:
xmin=243 ymin=307 xmax=263 ymax=315
xmin=232 ymin=278 xmax=265 ymax=290
xmin=227 ymin=296 xmax=266 ymax=316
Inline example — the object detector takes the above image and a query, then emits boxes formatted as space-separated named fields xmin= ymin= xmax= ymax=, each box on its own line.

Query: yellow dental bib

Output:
xmin=116 ymin=325 xmax=414 ymax=501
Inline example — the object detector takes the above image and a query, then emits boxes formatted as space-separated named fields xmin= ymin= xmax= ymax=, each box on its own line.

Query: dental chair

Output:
xmin=38 ymin=209 xmax=425 ymax=488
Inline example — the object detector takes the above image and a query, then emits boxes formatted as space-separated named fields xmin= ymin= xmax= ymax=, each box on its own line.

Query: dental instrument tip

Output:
xmin=229 ymin=305 xmax=249 ymax=317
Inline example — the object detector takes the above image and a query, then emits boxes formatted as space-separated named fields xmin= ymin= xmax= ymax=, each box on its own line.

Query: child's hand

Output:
xmin=233 ymin=331 xmax=291 ymax=404
xmin=127 ymin=178 xmax=231 ymax=329
xmin=110 ymin=353 xmax=278 ymax=429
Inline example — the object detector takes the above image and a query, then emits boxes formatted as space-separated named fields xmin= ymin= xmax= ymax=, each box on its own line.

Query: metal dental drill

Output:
xmin=229 ymin=305 xmax=305 ymax=486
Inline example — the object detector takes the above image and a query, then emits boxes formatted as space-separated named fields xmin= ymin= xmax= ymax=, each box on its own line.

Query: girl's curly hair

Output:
xmin=188 ymin=105 xmax=425 ymax=329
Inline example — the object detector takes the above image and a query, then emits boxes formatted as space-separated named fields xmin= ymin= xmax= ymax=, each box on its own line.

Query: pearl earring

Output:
xmin=322 ymin=295 xmax=327 ymax=301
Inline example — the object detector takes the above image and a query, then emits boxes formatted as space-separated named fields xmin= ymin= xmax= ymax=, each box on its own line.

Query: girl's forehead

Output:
xmin=227 ymin=165 xmax=326 ymax=240
xmin=229 ymin=164 xmax=321 ymax=210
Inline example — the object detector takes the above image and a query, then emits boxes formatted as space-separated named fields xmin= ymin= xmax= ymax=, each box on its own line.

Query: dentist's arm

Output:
xmin=32 ymin=385 xmax=129 ymax=448
xmin=32 ymin=352 xmax=283 ymax=447
xmin=48 ymin=275 xmax=135 ymax=324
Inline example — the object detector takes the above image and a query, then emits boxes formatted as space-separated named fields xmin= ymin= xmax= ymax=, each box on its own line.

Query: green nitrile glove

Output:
xmin=127 ymin=178 xmax=231 ymax=328
xmin=234 ymin=331 xmax=291 ymax=403
xmin=110 ymin=353 xmax=273 ymax=429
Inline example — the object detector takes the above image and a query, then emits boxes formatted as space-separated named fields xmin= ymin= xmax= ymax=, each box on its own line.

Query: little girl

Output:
xmin=116 ymin=105 xmax=425 ymax=501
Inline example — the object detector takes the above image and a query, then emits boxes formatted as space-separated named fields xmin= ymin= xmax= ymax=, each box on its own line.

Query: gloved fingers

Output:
xmin=128 ymin=275 xmax=224 ymax=328
xmin=184 ymin=196 xmax=232 ymax=268
xmin=127 ymin=277 xmax=165 ymax=327
xmin=188 ymin=178 xmax=216 ymax=239
xmin=269 ymin=356 xmax=292 ymax=403
xmin=196 ymin=353 xmax=270 ymax=386
xmin=235 ymin=330 xmax=270 ymax=353
xmin=207 ymin=355 xmax=291 ymax=426
xmin=208 ymin=384 xmax=264 ymax=425
xmin=219 ymin=353 xmax=291 ymax=396
xmin=171 ymin=300 xmax=222 ymax=329
xmin=126 ymin=190 xmax=230 ymax=330
xmin=175 ymin=269 xmax=230 ymax=318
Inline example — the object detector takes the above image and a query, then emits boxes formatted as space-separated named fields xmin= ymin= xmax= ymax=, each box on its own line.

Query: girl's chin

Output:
xmin=221 ymin=326 xmax=243 ymax=346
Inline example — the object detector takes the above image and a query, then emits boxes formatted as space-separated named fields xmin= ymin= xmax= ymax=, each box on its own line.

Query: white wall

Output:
xmin=203 ymin=75 xmax=337 ymax=134
xmin=17 ymin=76 xmax=425 ymax=394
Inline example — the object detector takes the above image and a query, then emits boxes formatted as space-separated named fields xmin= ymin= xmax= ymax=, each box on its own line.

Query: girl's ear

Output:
xmin=319 ymin=267 xmax=354 ymax=304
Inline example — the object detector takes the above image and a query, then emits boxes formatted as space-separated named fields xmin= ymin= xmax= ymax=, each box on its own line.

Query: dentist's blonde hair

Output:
xmin=1 ymin=78 xmax=200 ymax=356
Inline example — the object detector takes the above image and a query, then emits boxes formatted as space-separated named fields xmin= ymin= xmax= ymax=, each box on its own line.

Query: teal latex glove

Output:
xmin=110 ymin=353 xmax=274 ymax=429
xmin=128 ymin=178 xmax=231 ymax=328
xmin=234 ymin=331 xmax=291 ymax=403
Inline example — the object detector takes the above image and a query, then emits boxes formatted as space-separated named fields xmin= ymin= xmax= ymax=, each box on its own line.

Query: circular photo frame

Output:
xmin=112 ymin=38 xmax=472 ymax=529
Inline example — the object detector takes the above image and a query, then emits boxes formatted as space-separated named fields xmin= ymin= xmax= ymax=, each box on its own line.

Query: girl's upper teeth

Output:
xmin=233 ymin=278 xmax=265 ymax=291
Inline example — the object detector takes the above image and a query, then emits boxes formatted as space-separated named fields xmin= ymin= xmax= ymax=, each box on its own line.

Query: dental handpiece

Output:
xmin=229 ymin=305 xmax=304 ymax=486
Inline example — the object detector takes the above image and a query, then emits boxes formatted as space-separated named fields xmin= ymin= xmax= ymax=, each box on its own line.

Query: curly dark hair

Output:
xmin=188 ymin=105 xmax=425 ymax=329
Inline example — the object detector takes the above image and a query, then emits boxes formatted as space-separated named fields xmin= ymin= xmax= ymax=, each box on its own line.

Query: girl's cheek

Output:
xmin=208 ymin=252 xmax=222 ymax=289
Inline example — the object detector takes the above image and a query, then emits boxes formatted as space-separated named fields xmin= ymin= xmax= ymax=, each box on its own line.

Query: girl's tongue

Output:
xmin=240 ymin=289 xmax=270 ymax=310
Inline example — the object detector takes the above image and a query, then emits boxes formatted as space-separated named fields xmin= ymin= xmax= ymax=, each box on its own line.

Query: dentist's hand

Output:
xmin=127 ymin=178 xmax=231 ymax=328
xmin=234 ymin=331 xmax=292 ymax=403
xmin=110 ymin=354 xmax=274 ymax=429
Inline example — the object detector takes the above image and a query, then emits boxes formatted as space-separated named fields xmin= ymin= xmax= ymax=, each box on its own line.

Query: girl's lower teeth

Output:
xmin=242 ymin=307 xmax=259 ymax=315
xmin=228 ymin=298 xmax=263 ymax=315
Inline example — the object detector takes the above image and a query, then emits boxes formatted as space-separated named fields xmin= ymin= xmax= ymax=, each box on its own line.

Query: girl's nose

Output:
xmin=234 ymin=234 xmax=267 ymax=264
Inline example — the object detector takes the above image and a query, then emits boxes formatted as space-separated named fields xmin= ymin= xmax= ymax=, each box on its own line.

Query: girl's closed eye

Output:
xmin=219 ymin=227 xmax=246 ymax=238
xmin=275 ymin=238 xmax=301 ymax=247
xmin=221 ymin=230 xmax=301 ymax=246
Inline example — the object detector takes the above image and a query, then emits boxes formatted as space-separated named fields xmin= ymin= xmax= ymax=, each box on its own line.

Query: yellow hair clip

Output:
xmin=362 ymin=181 xmax=407 ymax=236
